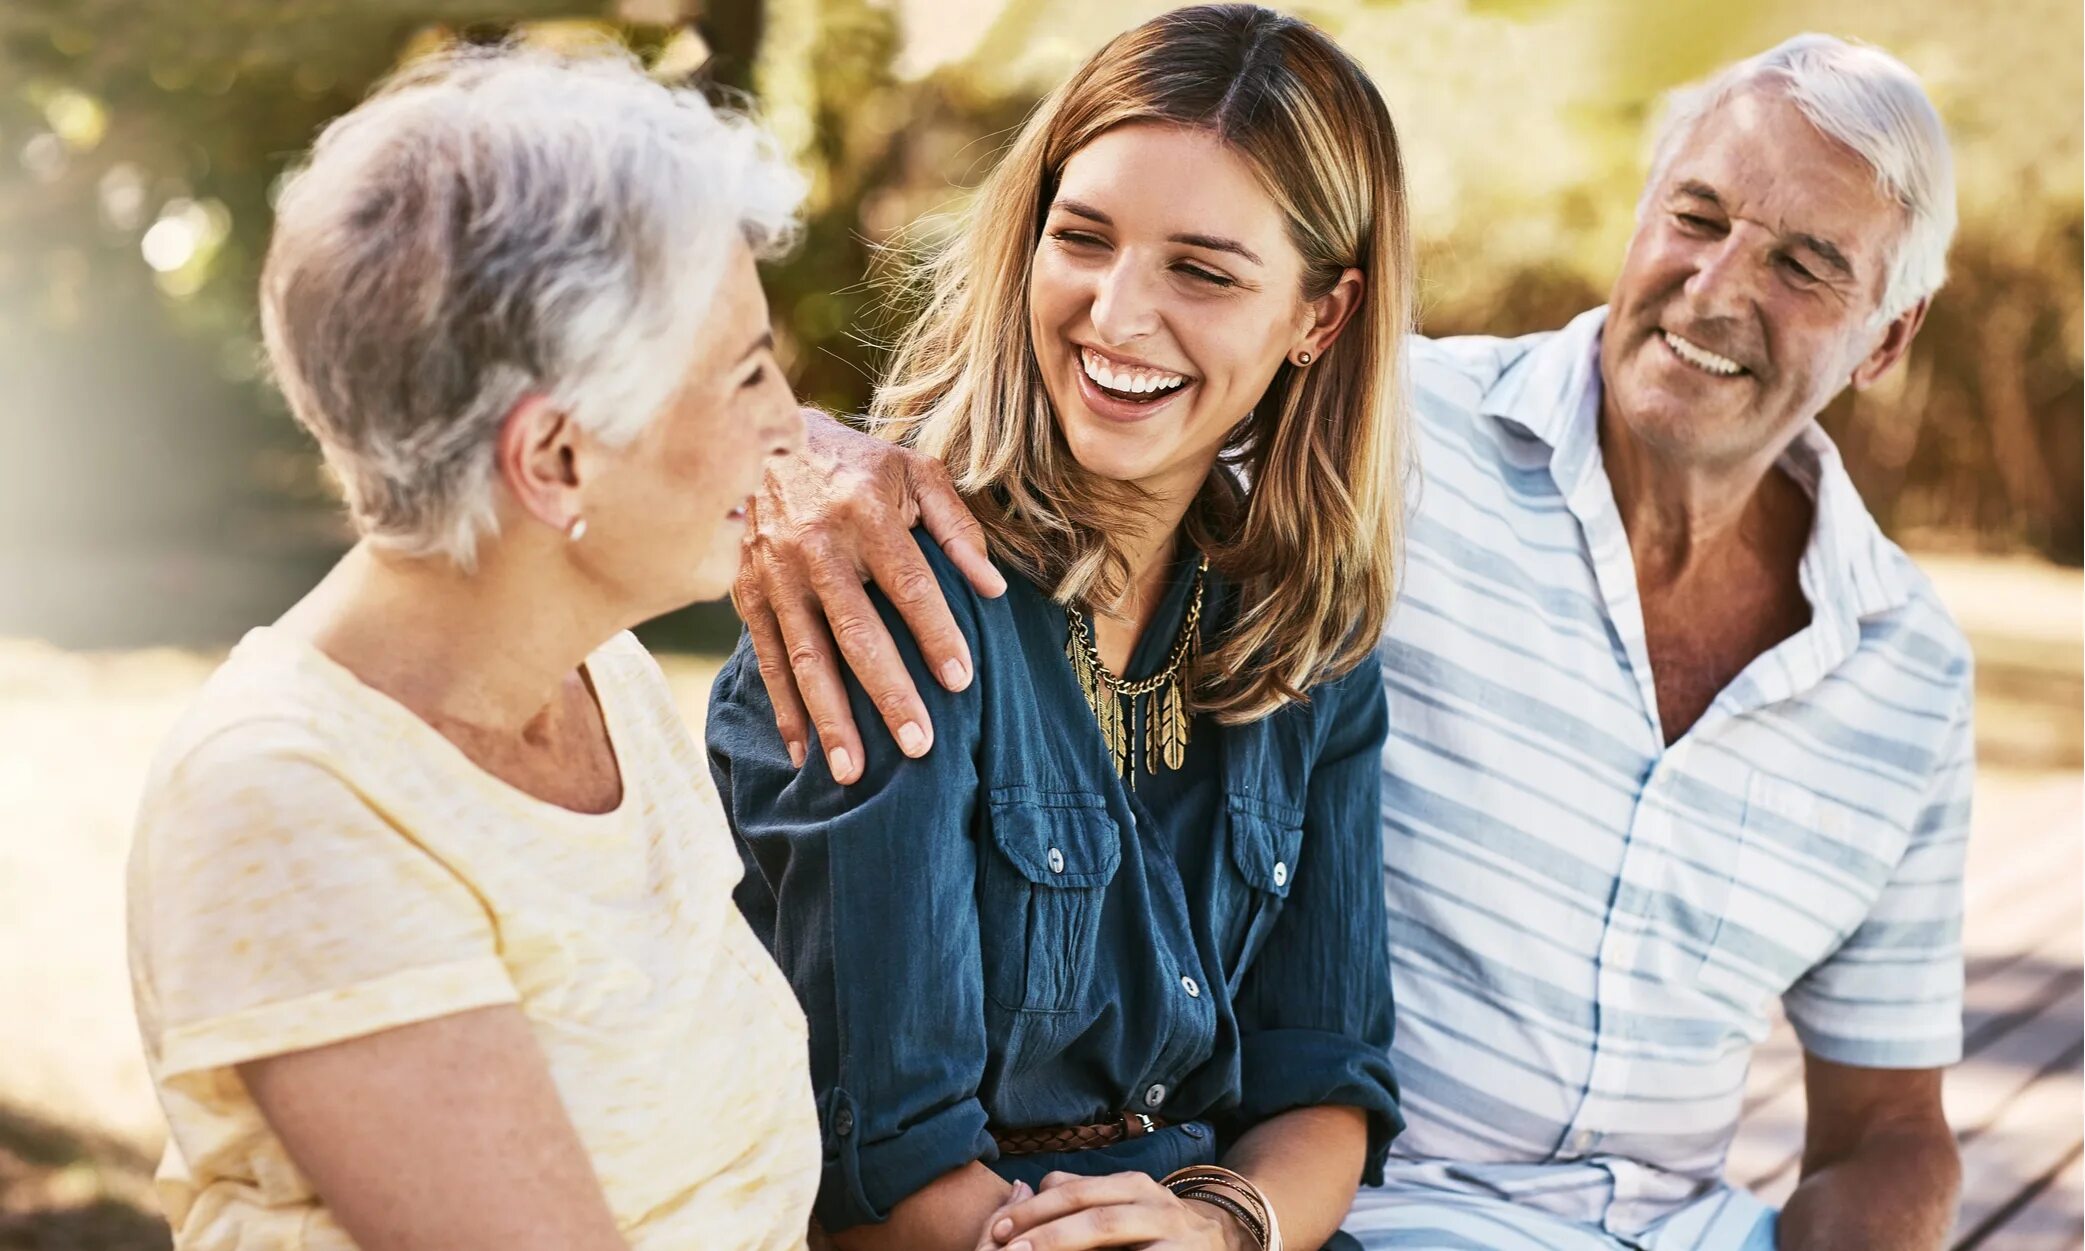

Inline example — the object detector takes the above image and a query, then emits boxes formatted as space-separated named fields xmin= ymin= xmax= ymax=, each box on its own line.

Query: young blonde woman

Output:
xmin=127 ymin=46 xmax=819 ymax=1249
xmin=706 ymin=8 xmax=1410 ymax=1250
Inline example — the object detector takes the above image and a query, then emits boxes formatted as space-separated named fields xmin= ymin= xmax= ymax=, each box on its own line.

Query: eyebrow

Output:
xmin=739 ymin=330 xmax=774 ymax=365
xmin=1052 ymin=199 xmax=1265 ymax=266
xmin=1673 ymin=181 xmax=1855 ymax=280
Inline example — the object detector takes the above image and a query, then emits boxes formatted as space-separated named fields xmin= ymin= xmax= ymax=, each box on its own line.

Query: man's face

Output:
xmin=1601 ymin=87 xmax=1919 ymax=471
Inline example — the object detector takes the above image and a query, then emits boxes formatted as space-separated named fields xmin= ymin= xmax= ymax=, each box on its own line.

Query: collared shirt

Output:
xmin=708 ymin=543 xmax=1401 ymax=1235
xmin=1344 ymin=308 xmax=1975 ymax=1249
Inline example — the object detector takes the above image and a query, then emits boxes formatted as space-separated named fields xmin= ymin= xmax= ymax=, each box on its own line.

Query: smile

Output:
xmin=1660 ymin=330 xmax=1746 ymax=377
xmin=1080 ymin=346 xmax=1191 ymax=403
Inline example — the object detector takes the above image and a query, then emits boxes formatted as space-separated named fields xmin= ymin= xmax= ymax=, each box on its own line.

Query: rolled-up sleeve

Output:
xmin=1227 ymin=653 xmax=1403 ymax=1183
xmin=1783 ymin=685 xmax=1974 ymax=1069
xmin=706 ymin=538 xmax=997 ymax=1232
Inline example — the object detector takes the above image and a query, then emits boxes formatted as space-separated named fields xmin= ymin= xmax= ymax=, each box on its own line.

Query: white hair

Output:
xmin=259 ymin=40 xmax=804 ymax=568
xmin=1643 ymin=33 xmax=1956 ymax=324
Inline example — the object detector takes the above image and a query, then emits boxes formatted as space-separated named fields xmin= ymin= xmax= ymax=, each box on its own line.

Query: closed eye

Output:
xmin=1777 ymin=255 xmax=1820 ymax=284
xmin=1674 ymin=211 xmax=1724 ymax=234
xmin=741 ymin=365 xmax=767 ymax=389
xmin=1050 ymin=229 xmax=1108 ymax=250
xmin=1176 ymin=263 xmax=1235 ymax=288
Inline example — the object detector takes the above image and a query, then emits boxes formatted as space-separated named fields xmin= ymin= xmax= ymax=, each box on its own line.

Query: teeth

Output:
xmin=1662 ymin=331 xmax=1743 ymax=376
xmin=1081 ymin=347 xmax=1186 ymax=396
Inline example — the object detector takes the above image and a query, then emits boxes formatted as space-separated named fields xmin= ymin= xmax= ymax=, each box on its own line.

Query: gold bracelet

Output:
xmin=1161 ymin=1166 xmax=1284 ymax=1251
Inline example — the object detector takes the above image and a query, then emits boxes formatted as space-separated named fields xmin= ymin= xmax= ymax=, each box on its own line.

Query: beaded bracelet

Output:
xmin=1161 ymin=1165 xmax=1284 ymax=1251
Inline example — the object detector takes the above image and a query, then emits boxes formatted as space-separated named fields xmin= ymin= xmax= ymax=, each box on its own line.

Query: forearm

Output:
xmin=833 ymin=1160 xmax=1010 ymax=1251
xmin=1224 ymin=1104 xmax=1369 ymax=1251
xmin=1778 ymin=1125 xmax=1960 ymax=1251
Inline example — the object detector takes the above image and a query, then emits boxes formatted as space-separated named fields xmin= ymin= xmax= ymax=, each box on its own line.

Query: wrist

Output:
xmin=1180 ymin=1191 xmax=1260 ymax=1251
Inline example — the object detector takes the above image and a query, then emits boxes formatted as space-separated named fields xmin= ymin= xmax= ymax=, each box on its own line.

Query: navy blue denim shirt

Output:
xmin=707 ymin=533 xmax=1400 ymax=1234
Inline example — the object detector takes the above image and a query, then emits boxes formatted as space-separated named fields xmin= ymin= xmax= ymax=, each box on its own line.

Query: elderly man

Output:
xmin=730 ymin=34 xmax=1972 ymax=1251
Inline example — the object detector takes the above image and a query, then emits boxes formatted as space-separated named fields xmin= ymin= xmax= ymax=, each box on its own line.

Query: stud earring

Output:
xmin=566 ymin=516 xmax=588 ymax=542
xmin=1295 ymin=351 xmax=1313 ymax=366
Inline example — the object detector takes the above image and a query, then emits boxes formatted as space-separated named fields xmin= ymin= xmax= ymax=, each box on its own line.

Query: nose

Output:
xmin=1681 ymin=231 xmax=1762 ymax=322
xmin=1088 ymin=252 xmax=1161 ymax=346
xmin=764 ymin=402 xmax=806 ymax=461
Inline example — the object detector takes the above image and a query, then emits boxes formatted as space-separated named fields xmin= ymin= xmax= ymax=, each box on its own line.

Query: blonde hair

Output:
xmin=872 ymin=3 xmax=1412 ymax=722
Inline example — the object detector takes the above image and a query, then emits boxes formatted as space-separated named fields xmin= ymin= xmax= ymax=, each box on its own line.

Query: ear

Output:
xmin=1294 ymin=267 xmax=1365 ymax=363
xmin=1850 ymin=296 xmax=1929 ymax=390
xmin=495 ymin=395 xmax=585 ymax=535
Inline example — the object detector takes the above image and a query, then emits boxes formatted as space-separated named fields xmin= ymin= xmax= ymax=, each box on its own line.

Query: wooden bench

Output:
xmin=1726 ymin=770 xmax=2084 ymax=1249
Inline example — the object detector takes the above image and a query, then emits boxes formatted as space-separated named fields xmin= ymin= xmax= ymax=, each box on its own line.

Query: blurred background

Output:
xmin=0 ymin=1 xmax=2077 ymax=1247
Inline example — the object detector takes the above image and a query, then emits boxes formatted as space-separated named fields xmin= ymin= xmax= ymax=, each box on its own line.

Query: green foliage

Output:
xmin=0 ymin=0 xmax=2077 ymax=644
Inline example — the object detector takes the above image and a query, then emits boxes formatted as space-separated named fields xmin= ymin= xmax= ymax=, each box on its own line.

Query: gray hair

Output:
xmin=1643 ymin=33 xmax=1956 ymax=323
xmin=260 ymin=41 xmax=804 ymax=568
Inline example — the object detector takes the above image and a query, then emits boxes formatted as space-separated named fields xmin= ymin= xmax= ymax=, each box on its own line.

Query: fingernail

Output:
xmin=829 ymin=746 xmax=853 ymax=779
xmin=1013 ymin=1181 xmax=1032 ymax=1199
xmin=786 ymin=740 xmax=806 ymax=769
xmin=941 ymin=658 xmax=972 ymax=691
xmin=898 ymin=722 xmax=927 ymax=756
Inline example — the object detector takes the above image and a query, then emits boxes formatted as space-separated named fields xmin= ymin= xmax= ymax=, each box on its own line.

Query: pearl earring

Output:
xmin=566 ymin=516 xmax=588 ymax=542
xmin=1295 ymin=351 xmax=1313 ymax=366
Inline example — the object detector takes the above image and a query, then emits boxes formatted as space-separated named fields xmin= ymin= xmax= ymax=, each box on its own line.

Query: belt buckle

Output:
xmin=1122 ymin=1112 xmax=1158 ymax=1139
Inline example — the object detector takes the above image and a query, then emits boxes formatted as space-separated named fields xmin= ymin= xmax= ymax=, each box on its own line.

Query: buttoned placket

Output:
xmin=1544 ymin=394 xmax=1661 ymax=1182
xmin=1121 ymin=782 xmax=1216 ymax=1120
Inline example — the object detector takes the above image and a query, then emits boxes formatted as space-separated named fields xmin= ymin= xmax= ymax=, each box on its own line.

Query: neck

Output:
xmin=1599 ymin=407 xmax=1805 ymax=591
xmin=1104 ymin=473 xmax=1202 ymax=622
xmin=282 ymin=538 xmax=626 ymax=734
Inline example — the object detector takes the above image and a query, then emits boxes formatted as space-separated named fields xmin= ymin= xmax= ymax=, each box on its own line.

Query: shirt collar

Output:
xmin=1479 ymin=303 xmax=1914 ymax=622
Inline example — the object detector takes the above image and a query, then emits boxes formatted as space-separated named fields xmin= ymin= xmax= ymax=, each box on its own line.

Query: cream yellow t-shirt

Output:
xmin=126 ymin=627 xmax=819 ymax=1250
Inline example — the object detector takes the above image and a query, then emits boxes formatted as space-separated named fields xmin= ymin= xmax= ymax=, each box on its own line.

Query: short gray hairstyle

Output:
xmin=260 ymin=40 xmax=804 ymax=568
xmin=1643 ymin=33 xmax=1956 ymax=323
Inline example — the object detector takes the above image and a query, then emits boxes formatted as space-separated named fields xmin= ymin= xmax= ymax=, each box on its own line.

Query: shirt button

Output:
xmin=834 ymin=1107 xmax=855 ymax=1137
xmin=1181 ymin=975 xmax=1200 ymax=998
xmin=1047 ymin=846 xmax=1065 ymax=874
xmin=1571 ymin=1128 xmax=1595 ymax=1154
xmin=1145 ymin=1083 xmax=1167 ymax=1107
xmin=1182 ymin=1122 xmax=1206 ymax=1140
xmin=1272 ymin=861 xmax=1289 ymax=887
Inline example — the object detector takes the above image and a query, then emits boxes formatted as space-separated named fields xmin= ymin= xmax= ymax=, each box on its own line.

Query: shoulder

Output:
xmin=144 ymin=631 xmax=376 ymax=805
xmin=1409 ymin=330 xmax=1545 ymax=419
xmin=1867 ymin=540 xmax=1976 ymax=699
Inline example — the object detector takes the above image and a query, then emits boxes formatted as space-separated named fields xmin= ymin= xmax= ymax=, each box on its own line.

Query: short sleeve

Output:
xmin=1782 ymin=689 xmax=1974 ymax=1068
xmin=131 ymin=731 xmax=517 ymax=1080
xmin=1228 ymin=654 xmax=1403 ymax=1182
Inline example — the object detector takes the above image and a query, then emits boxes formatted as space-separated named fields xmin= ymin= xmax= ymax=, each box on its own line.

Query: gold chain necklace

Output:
xmin=1065 ymin=556 xmax=1207 ymax=783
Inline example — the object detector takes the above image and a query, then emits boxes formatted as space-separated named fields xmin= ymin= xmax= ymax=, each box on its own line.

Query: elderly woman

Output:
xmin=126 ymin=45 xmax=816 ymax=1250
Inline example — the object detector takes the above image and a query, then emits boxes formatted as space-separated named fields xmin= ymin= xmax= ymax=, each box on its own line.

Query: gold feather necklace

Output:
xmin=1065 ymin=555 xmax=1207 ymax=784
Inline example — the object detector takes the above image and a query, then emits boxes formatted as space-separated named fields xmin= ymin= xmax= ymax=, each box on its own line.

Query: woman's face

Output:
xmin=1028 ymin=122 xmax=1317 ymax=503
xmin=583 ymin=241 xmax=801 ymax=614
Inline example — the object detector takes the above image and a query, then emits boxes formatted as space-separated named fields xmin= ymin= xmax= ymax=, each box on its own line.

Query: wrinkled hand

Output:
xmin=973 ymin=1172 xmax=1252 ymax=1251
xmin=732 ymin=408 xmax=1004 ymax=784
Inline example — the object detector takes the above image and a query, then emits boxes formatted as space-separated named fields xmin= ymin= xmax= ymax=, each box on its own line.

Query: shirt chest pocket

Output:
xmin=979 ymin=790 xmax=1122 ymax=1014
xmin=1221 ymin=796 xmax=1303 ymax=993
xmin=1699 ymin=773 xmax=1908 ymax=1004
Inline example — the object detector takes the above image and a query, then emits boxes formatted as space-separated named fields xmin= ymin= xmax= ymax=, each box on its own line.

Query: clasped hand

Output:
xmin=972 ymin=1172 xmax=1253 ymax=1251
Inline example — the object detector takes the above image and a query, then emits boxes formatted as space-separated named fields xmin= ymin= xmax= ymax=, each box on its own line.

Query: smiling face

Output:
xmin=582 ymin=241 xmax=802 ymax=615
xmin=1601 ymin=86 xmax=1918 ymax=470
xmin=1028 ymin=122 xmax=1323 ymax=503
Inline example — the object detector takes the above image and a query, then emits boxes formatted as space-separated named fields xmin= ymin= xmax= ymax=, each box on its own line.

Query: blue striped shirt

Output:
xmin=1345 ymin=307 xmax=1975 ymax=1249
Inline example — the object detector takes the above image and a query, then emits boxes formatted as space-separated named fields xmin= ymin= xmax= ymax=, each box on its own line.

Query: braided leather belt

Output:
xmin=992 ymin=1112 xmax=1168 ymax=1156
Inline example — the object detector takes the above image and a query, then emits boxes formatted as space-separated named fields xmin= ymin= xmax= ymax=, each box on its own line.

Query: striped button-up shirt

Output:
xmin=1344 ymin=307 xmax=1975 ymax=1250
